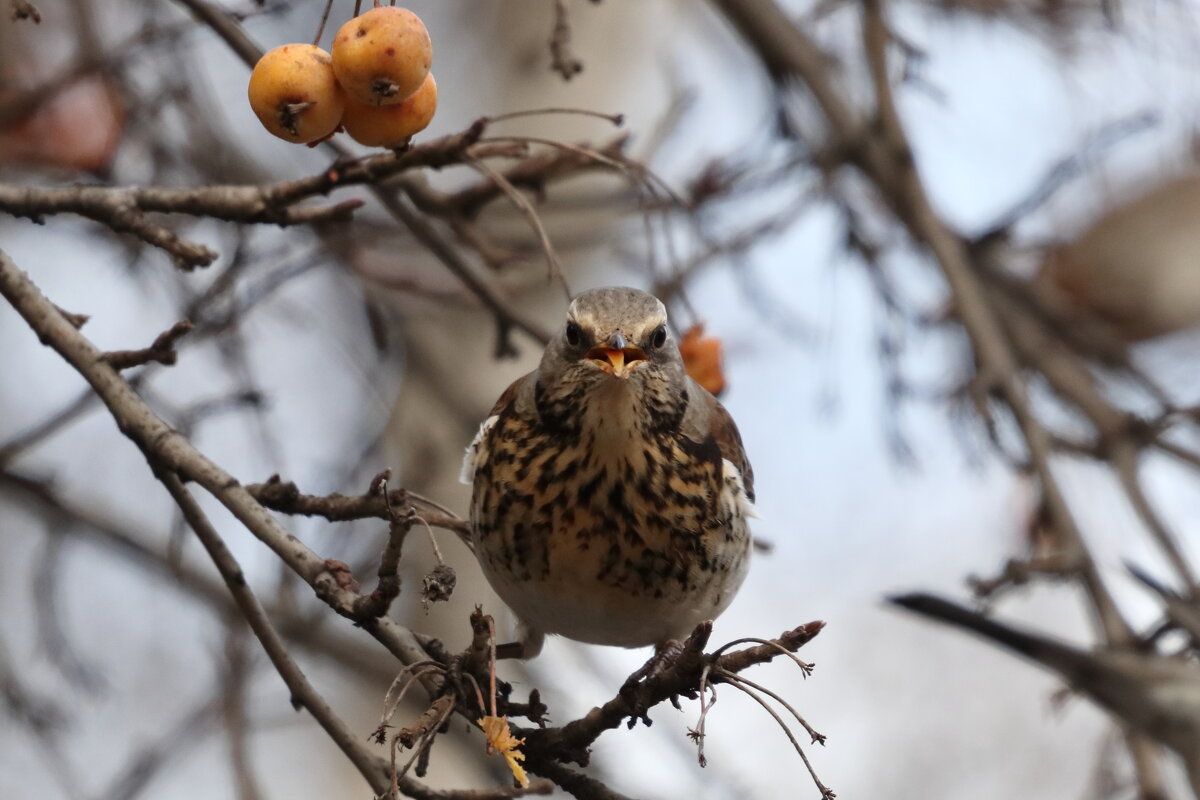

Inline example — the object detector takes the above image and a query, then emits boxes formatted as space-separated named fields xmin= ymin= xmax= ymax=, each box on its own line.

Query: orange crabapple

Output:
xmin=340 ymin=73 xmax=437 ymax=148
xmin=331 ymin=6 xmax=432 ymax=106
xmin=247 ymin=44 xmax=345 ymax=144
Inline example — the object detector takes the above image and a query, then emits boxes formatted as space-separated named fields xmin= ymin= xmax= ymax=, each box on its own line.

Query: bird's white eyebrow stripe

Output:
xmin=569 ymin=314 xmax=668 ymax=337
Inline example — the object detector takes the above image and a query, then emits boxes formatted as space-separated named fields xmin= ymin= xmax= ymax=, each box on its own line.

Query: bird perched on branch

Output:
xmin=461 ymin=287 xmax=755 ymax=658
xmin=892 ymin=593 xmax=1200 ymax=794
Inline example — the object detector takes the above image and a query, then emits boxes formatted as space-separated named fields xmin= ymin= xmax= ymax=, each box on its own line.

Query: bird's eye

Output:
xmin=650 ymin=325 xmax=667 ymax=349
xmin=565 ymin=321 xmax=582 ymax=346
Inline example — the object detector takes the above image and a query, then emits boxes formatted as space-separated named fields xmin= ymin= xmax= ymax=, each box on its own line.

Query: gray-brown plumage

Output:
xmin=462 ymin=287 xmax=755 ymax=658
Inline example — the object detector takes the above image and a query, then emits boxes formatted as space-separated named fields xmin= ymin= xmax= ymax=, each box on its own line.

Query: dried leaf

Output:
xmin=679 ymin=322 xmax=727 ymax=396
xmin=478 ymin=715 xmax=529 ymax=787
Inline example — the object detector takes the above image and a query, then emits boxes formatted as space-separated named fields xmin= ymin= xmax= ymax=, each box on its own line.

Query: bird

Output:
xmin=892 ymin=593 xmax=1200 ymax=794
xmin=460 ymin=286 xmax=756 ymax=659
xmin=1034 ymin=173 xmax=1200 ymax=342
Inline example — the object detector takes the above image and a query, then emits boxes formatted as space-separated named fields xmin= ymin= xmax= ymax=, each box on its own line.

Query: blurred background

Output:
xmin=3 ymin=0 xmax=1200 ymax=798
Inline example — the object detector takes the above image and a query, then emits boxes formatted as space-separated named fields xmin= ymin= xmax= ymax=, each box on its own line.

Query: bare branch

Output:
xmin=526 ymin=761 xmax=633 ymax=800
xmin=520 ymin=621 xmax=824 ymax=770
xmin=172 ymin=0 xmax=261 ymax=69
xmin=0 ymin=123 xmax=489 ymax=269
xmin=399 ymin=134 xmax=628 ymax=219
xmin=549 ymin=0 xmax=584 ymax=80
xmin=0 ymin=248 xmax=434 ymax=672
xmin=466 ymin=155 xmax=569 ymax=292
xmin=102 ymin=320 xmax=194 ymax=370
xmin=157 ymin=468 xmax=394 ymax=794
xmin=368 ymin=185 xmax=551 ymax=354
xmin=350 ymin=480 xmax=416 ymax=621
xmin=245 ymin=476 xmax=470 ymax=541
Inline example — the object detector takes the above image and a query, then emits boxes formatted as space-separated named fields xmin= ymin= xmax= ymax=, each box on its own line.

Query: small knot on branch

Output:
xmin=396 ymin=695 xmax=456 ymax=749
xmin=101 ymin=320 xmax=193 ymax=370
xmin=505 ymin=689 xmax=549 ymax=728
xmin=323 ymin=558 xmax=361 ymax=593
xmin=53 ymin=304 xmax=89 ymax=329
xmin=253 ymin=474 xmax=302 ymax=506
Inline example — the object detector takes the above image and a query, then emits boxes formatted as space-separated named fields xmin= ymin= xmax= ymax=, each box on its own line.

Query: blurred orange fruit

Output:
xmin=0 ymin=75 xmax=124 ymax=172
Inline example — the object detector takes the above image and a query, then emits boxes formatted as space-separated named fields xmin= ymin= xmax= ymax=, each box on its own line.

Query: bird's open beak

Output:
xmin=585 ymin=341 xmax=647 ymax=377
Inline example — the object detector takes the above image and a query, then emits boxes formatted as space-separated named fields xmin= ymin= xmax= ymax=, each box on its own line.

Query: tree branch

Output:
xmin=156 ymin=469 xmax=394 ymax=795
xmin=246 ymin=476 xmax=470 ymax=541
xmin=0 ymin=251 xmax=556 ymax=800
xmin=102 ymin=320 xmax=194 ymax=370
xmin=0 ymin=247 xmax=433 ymax=671
xmin=520 ymin=621 xmax=824 ymax=770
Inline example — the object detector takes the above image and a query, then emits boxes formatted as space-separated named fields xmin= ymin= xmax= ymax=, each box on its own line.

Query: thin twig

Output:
xmin=486 ymin=108 xmax=623 ymax=126
xmin=715 ymin=668 xmax=825 ymax=745
xmin=714 ymin=672 xmax=833 ymax=799
xmin=465 ymin=155 xmax=570 ymax=295
xmin=313 ymin=0 xmax=335 ymax=45
xmin=245 ymin=476 xmax=469 ymax=541
xmin=102 ymin=320 xmax=193 ymax=369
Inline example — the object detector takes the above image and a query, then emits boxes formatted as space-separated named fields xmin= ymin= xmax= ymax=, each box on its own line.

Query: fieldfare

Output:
xmin=461 ymin=287 xmax=756 ymax=658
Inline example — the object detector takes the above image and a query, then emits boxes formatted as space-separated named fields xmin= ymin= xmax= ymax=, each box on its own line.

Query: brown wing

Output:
xmin=462 ymin=371 xmax=535 ymax=488
xmin=488 ymin=371 xmax=534 ymax=417
xmin=681 ymin=379 xmax=754 ymax=502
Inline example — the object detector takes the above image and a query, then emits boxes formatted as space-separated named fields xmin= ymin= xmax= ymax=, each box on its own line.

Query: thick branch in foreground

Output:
xmin=0 ymin=249 xmax=558 ymax=800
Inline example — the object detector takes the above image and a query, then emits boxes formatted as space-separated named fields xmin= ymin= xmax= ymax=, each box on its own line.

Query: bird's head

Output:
xmin=536 ymin=287 xmax=688 ymax=431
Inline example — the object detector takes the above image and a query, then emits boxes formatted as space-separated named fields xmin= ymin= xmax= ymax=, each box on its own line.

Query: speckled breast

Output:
xmin=469 ymin=412 xmax=751 ymax=647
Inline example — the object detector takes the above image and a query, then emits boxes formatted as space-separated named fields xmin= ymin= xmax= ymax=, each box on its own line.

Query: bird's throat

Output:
xmin=579 ymin=378 xmax=646 ymax=460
